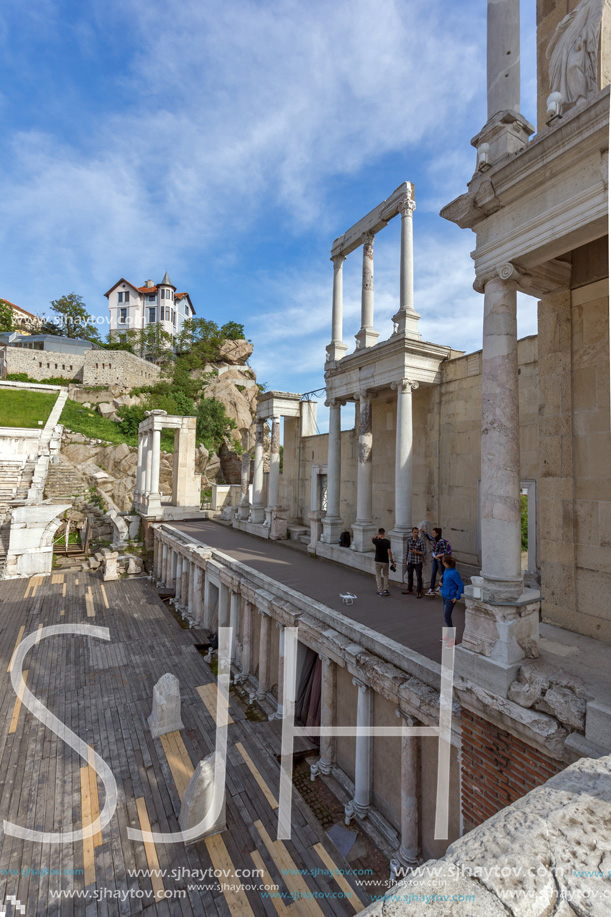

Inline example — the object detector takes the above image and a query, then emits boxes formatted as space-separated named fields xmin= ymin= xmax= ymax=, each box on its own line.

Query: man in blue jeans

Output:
xmin=423 ymin=527 xmax=451 ymax=596
xmin=440 ymin=556 xmax=464 ymax=641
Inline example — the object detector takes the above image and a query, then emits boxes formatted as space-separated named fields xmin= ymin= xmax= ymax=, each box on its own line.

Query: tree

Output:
xmin=49 ymin=293 xmax=101 ymax=341
xmin=137 ymin=324 xmax=175 ymax=365
xmin=220 ymin=321 xmax=246 ymax=341
xmin=196 ymin=397 xmax=236 ymax=452
xmin=0 ymin=300 xmax=13 ymax=333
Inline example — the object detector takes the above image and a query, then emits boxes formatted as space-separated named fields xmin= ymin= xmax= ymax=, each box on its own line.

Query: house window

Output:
xmin=161 ymin=289 xmax=165 ymax=299
xmin=160 ymin=306 xmax=165 ymax=321
xmin=172 ymin=310 xmax=176 ymax=325
xmin=148 ymin=294 xmax=156 ymax=302
xmin=148 ymin=308 xmax=156 ymax=323
xmin=118 ymin=292 xmax=123 ymax=303
xmin=119 ymin=308 xmax=127 ymax=324
xmin=125 ymin=291 xmax=130 ymax=302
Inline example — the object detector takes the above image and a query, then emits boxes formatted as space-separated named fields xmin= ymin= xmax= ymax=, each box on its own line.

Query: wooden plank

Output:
xmin=80 ymin=765 xmax=96 ymax=888
xmin=8 ymin=670 xmax=29 ymax=734
xmin=86 ymin=745 xmax=103 ymax=848
xmin=196 ymin=683 xmax=234 ymax=725
xmin=100 ymin=584 xmax=109 ymax=609
xmin=135 ymin=796 xmax=166 ymax=903
xmin=236 ymin=742 xmax=278 ymax=811
xmin=254 ymin=820 xmax=325 ymax=917
xmin=312 ymin=843 xmax=364 ymax=912
xmin=85 ymin=587 xmax=95 ymax=619
xmin=7 ymin=625 xmax=26 ymax=673
xmin=205 ymin=833 xmax=256 ymax=917
xmin=250 ymin=850 xmax=289 ymax=917
xmin=62 ymin=582 xmax=66 ymax=598
xmin=160 ymin=731 xmax=193 ymax=800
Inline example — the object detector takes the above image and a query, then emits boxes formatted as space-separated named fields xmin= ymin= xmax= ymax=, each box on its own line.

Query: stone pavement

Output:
xmin=173 ymin=520 xmax=465 ymax=663
xmin=0 ymin=571 xmax=376 ymax=916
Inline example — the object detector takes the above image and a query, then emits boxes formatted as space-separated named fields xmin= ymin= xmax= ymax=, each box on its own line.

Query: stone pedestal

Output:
xmin=179 ymin=752 xmax=226 ymax=842
xmin=270 ymin=507 xmax=289 ymax=541
xmin=103 ymin=551 xmax=120 ymax=582
xmin=308 ymin=510 xmax=325 ymax=553
xmin=148 ymin=673 xmax=184 ymax=738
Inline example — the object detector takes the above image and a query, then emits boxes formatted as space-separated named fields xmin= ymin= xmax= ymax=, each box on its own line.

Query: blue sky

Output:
xmin=0 ymin=0 xmax=538 ymax=421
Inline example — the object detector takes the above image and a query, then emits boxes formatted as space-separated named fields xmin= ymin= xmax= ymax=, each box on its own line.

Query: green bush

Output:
xmin=196 ymin=397 xmax=236 ymax=452
xmin=520 ymin=493 xmax=528 ymax=552
xmin=116 ymin=404 xmax=148 ymax=436
xmin=6 ymin=372 xmax=32 ymax=383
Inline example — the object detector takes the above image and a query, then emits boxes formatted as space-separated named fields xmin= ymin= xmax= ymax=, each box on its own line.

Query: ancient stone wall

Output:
xmin=6 ymin=346 xmax=160 ymax=387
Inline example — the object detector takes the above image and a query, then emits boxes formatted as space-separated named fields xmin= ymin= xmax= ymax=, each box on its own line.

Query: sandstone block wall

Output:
xmin=6 ymin=346 xmax=160 ymax=388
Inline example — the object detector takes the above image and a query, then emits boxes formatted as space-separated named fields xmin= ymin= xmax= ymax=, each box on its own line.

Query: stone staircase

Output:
xmin=0 ymin=518 xmax=10 ymax=578
xmin=44 ymin=457 xmax=90 ymax=503
xmin=0 ymin=460 xmax=35 ymax=505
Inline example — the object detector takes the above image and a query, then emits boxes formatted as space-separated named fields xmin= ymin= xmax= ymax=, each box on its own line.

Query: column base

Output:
xmin=249 ymin=505 xmax=265 ymax=524
xmin=390 ymin=852 xmax=419 ymax=883
xmin=471 ymin=110 xmax=534 ymax=168
xmin=139 ymin=493 xmax=163 ymax=517
xmin=389 ymin=528 xmax=411 ymax=568
xmin=392 ymin=308 xmax=421 ymax=339
xmin=237 ymin=502 xmax=250 ymax=521
xmin=321 ymin=516 xmax=343 ymax=545
xmin=268 ymin=706 xmax=284 ymax=721
xmin=344 ymin=799 xmax=370 ymax=825
xmin=351 ymin=523 xmax=376 ymax=553
xmin=326 ymin=341 xmax=348 ymax=363
xmin=355 ymin=328 xmax=379 ymax=350
xmin=480 ymin=570 xmax=525 ymax=603
xmin=310 ymin=758 xmax=333 ymax=781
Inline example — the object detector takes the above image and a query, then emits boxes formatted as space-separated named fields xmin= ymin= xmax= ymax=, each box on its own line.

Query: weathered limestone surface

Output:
xmin=217 ymin=339 xmax=253 ymax=364
xmin=179 ymin=752 xmax=227 ymax=842
xmin=148 ymin=673 xmax=184 ymax=738
xmin=359 ymin=754 xmax=611 ymax=916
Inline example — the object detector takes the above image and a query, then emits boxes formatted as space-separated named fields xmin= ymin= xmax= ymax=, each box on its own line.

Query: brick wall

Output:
xmin=6 ymin=347 xmax=160 ymax=388
xmin=460 ymin=708 xmax=565 ymax=831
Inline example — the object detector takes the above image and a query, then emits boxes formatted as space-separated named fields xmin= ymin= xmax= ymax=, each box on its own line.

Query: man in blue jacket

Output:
xmin=440 ymin=555 xmax=464 ymax=635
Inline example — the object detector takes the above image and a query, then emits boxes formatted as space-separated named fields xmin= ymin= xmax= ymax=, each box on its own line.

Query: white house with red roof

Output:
xmin=1 ymin=298 xmax=42 ymax=333
xmin=105 ymin=272 xmax=195 ymax=342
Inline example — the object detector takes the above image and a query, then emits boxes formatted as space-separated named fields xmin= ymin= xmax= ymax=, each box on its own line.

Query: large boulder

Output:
xmin=218 ymin=339 xmax=253 ymax=364
xmin=97 ymin=402 xmax=115 ymax=417
xmin=204 ymin=378 xmax=254 ymax=440
xmin=63 ymin=443 xmax=102 ymax=466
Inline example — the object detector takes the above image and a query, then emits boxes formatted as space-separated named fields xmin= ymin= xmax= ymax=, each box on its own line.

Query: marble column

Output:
xmin=144 ymin=433 xmax=153 ymax=493
xmin=311 ymin=656 xmax=336 ymax=780
xmin=174 ymin=555 xmax=182 ymax=602
xmin=326 ymin=254 xmax=348 ymax=362
xmin=268 ymin=417 xmax=281 ymax=508
xmin=397 ymin=715 xmax=420 ymax=868
xmin=257 ymin=610 xmax=271 ymax=697
xmin=393 ymin=197 xmax=421 ymax=338
xmin=241 ymin=601 xmax=253 ymax=676
xmin=135 ymin=433 xmax=145 ymax=497
xmin=487 ymin=0 xmax=520 ymax=118
xmin=218 ymin=582 xmax=230 ymax=629
xmin=229 ymin=590 xmax=240 ymax=661
xmin=187 ymin=561 xmax=194 ymax=615
xmin=160 ymin=543 xmax=167 ymax=584
xmin=345 ymin=679 xmax=372 ymax=822
xmin=238 ymin=450 xmax=251 ymax=520
xmin=192 ymin=565 xmax=203 ymax=622
xmin=203 ymin=574 xmax=213 ymax=630
xmin=480 ymin=270 xmax=523 ymax=600
xmin=181 ymin=559 xmax=189 ymax=609
xmin=322 ymin=401 xmax=343 ymax=544
xmin=150 ymin=428 xmax=161 ymax=494
xmin=390 ymin=379 xmax=419 ymax=564
xmin=250 ymin=421 xmax=265 ymax=524
xmin=351 ymin=391 xmax=376 ymax=552
xmin=355 ymin=232 xmax=379 ymax=349
xmin=269 ymin=623 xmax=284 ymax=720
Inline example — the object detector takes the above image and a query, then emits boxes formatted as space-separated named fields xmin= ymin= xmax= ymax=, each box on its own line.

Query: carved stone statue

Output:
xmin=546 ymin=0 xmax=605 ymax=111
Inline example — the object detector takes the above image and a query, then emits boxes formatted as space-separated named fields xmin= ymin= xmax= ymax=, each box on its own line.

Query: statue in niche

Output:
xmin=546 ymin=0 xmax=605 ymax=111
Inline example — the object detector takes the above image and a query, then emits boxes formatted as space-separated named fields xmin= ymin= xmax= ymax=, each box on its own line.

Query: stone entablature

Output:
xmin=6 ymin=345 xmax=160 ymax=387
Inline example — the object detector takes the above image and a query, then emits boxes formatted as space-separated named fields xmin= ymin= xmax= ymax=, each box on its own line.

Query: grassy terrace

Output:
xmin=0 ymin=389 xmax=58 ymax=428
xmin=59 ymin=399 xmax=176 ymax=450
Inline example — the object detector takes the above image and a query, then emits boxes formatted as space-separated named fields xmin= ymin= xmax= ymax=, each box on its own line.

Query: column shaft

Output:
xmin=351 ymin=393 xmax=375 ymax=551
xmin=203 ymin=575 xmax=213 ymax=630
xmin=250 ymin=422 xmax=265 ymax=524
xmin=174 ymin=555 xmax=182 ymax=601
xmin=238 ymin=451 xmax=251 ymax=520
xmin=136 ymin=433 xmax=145 ymax=494
xmin=257 ymin=611 xmax=270 ymax=696
xmin=319 ymin=658 xmax=336 ymax=773
xmin=144 ymin=433 xmax=153 ymax=493
xmin=399 ymin=724 xmax=420 ymax=866
xmin=327 ymin=255 xmax=348 ymax=362
xmin=193 ymin=565 xmax=203 ymax=622
xmin=346 ymin=680 xmax=372 ymax=820
xmin=355 ymin=233 xmax=378 ymax=349
xmin=151 ymin=428 xmax=161 ymax=494
xmin=229 ymin=591 xmax=240 ymax=661
xmin=268 ymin=417 xmax=281 ymax=508
xmin=241 ymin=601 xmax=253 ymax=675
xmin=393 ymin=199 xmax=421 ymax=338
xmin=322 ymin=401 xmax=342 ymax=543
xmin=487 ymin=0 xmax=520 ymax=118
xmin=218 ymin=583 xmax=229 ymax=629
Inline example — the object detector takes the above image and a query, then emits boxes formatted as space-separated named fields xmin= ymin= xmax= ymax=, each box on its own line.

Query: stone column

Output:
xmin=187 ymin=561 xmax=195 ymax=615
xmin=390 ymin=379 xmax=419 ymax=565
xmin=396 ymin=715 xmax=420 ymax=868
xmin=311 ymin=656 xmax=337 ymax=780
xmin=257 ymin=610 xmax=271 ymax=697
xmin=229 ymin=590 xmax=240 ymax=662
xmin=269 ymin=623 xmax=284 ymax=720
xmin=144 ymin=432 xmax=153 ymax=493
xmin=345 ymin=679 xmax=372 ymax=822
xmin=268 ymin=417 xmax=281 ymax=508
xmin=203 ymin=574 xmax=213 ymax=630
xmin=135 ymin=432 xmax=145 ymax=496
xmin=487 ymin=0 xmax=520 ymax=118
xmin=193 ymin=565 xmax=203 ymax=622
xmin=241 ymin=601 xmax=253 ymax=676
xmin=174 ymin=555 xmax=182 ymax=602
xmin=218 ymin=582 xmax=230 ymax=629
xmin=393 ymin=197 xmax=421 ymax=338
xmin=151 ymin=428 xmax=161 ymax=494
xmin=237 ymin=450 xmax=251 ymax=521
xmin=250 ymin=421 xmax=265 ymax=524
xmin=322 ymin=401 xmax=343 ymax=544
xmin=355 ymin=232 xmax=379 ymax=349
xmin=326 ymin=254 xmax=348 ymax=362
xmin=456 ymin=265 xmax=540 ymax=698
xmin=351 ymin=391 xmax=376 ymax=552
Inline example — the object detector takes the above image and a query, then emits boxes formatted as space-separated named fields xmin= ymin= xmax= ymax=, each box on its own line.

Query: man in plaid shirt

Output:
xmin=402 ymin=527 xmax=426 ymax=598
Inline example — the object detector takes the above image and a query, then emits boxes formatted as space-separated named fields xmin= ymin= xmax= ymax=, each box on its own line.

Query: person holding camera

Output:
xmin=372 ymin=528 xmax=394 ymax=596
xmin=402 ymin=526 xmax=425 ymax=598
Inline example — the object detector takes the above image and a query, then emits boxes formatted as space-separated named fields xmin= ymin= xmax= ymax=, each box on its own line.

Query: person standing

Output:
xmin=440 ymin=556 xmax=464 ymax=639
xmin=372 ymin=528 xmax=394 ymax=596
xmin=402 ymin=527 xmax=425 ymax=598
xmin=423 ymin=527 xmax=451 ymax=596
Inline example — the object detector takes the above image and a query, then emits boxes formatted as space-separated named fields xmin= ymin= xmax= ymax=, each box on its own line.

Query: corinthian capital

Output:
xmin=398 ymin=196 xmax=416 ymax=217
xmin=391 ymin=379 xmax=419 ymax=394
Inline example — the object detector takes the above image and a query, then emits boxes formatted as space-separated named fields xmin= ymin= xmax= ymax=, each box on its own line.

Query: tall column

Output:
xmin=144 ymin=433 xmax=153 ymax=493
xmin=322 ymin=400 xmax=343 ymax=544
xmin=135 ymin=432 xmax=145 ymax=496
xmin=193 ymin=565 xmax=203 ymax=622
xmin=241 ymin=601 xmax=253 ymax=676
xmin=326 ymin=254 xmax=348 ymax=362
xmin=487 ymin=0 xmax=520 ymax=118
xmin=203 ymin=574 xmax=213 ymax=630
xmin=229 ymin=590 xmax=240 ymax=662
xmin=237 ymin=450 xmax=251 ymax=521
xmin=268 ymin=417 xmax=281 ymax=508
xmin=257 ymin=610 xmax=271 ymax=697
xmin=355 ymin=232 xmax=379 ymax=349
xmin=269 ymin=623 xmax=284 ymax=720
xmin=150 ymin=428 xmax=161 ymax=494
xmin=174 ymin=555 xmax=182 ymax=602
xmin=393 ymin=197 xmax=421 ymax=338
xmin=181 ymin=558 xmax=189 ymax=609
xmin=345 ymin=679 xmax=372 ymax=822
xmin=351 ymin=391 xmax=376 ymax=552
xmin=480 ymin=270 xmax=523 ymax=599
xmin=394 ymin=714 xmax=420 ymax=869
xmin=250 ymin=421 xmax=265 ymax=524
xmin=218 ymin=582 xmax=230 ymax=629
xmin=390 ymin=379 xmax=419 ymax=565
xmin=186 ymin=561 xmax=194 ymax=615
xmin=311 ymin=656 xmax=337 ymax=780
